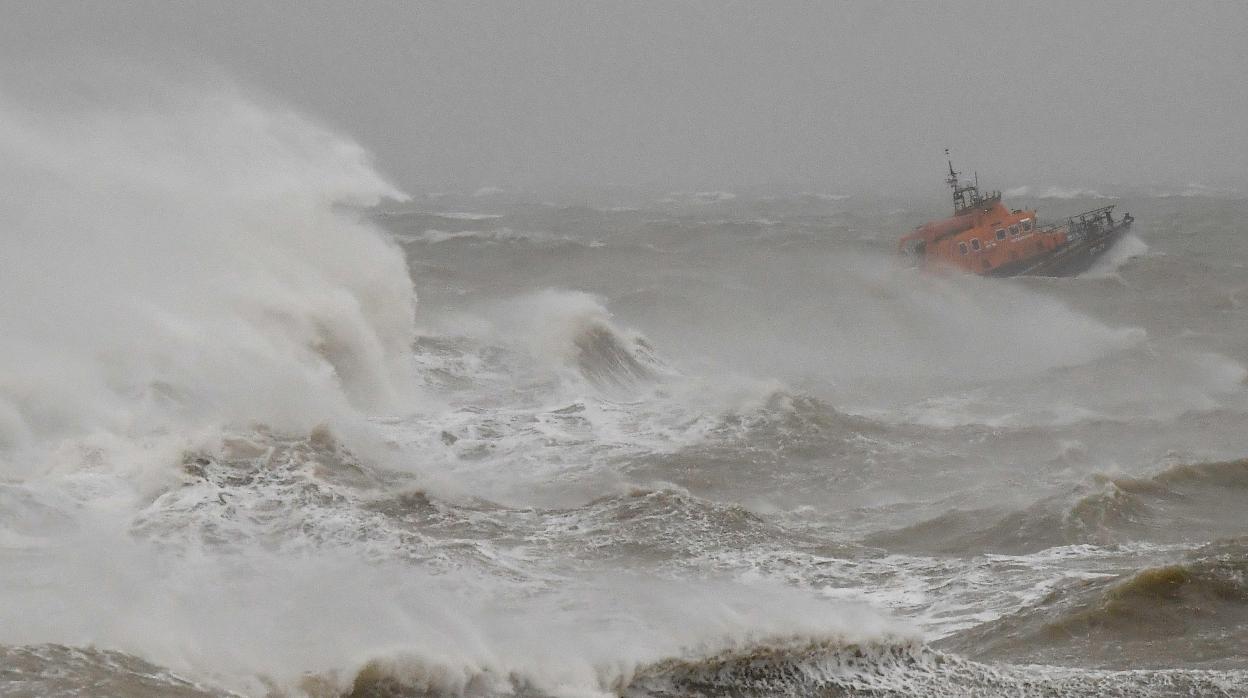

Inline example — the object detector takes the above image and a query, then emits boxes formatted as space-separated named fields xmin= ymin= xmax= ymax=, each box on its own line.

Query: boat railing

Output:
xmin=953 ymin=189 xmax=1002 ymax=213
xmin=1065 ymin=205 xmax=1120 ymax=242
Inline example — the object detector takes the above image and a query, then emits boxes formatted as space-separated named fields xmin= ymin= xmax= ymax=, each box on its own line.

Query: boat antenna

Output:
xmin=945 ymin=148 xmax=960 ymax=194
xmin=945 ymin=148 xmax=977 ymax=212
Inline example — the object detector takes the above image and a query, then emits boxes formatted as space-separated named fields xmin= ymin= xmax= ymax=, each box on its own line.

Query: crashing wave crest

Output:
xmin=0 ymin=77 xmax=417 ymax=474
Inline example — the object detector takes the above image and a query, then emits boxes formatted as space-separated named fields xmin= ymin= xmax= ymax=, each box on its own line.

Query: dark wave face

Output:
xmin=867 ymin=459 xmax=1248 ymax=555
xmin=12 ymin=637 xmax=1244 ymax=698
xmin=942 ymin=540 xmax=1248 ymax=670
xmin=0 ymin=645 xmax=230 ymax=698
xmin=4 ymin=83 xmax=1248 ymax=697
xmin=572 ymin=324 xmax=662 ymax=390
xmin=338 ymin=636 xmax=1248 ymax=697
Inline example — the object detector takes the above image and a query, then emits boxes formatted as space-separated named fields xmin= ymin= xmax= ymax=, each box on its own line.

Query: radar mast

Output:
xmin=944 ymin=149 xmax=998 ymax=213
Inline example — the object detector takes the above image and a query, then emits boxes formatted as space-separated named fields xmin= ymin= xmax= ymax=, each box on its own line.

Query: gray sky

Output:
xmin=3 ymin=1 xmax=1246 ymax=195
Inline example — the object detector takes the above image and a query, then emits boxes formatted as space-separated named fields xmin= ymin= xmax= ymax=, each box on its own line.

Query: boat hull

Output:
xmin=986 ymin=219 xmax=1132 ymax=278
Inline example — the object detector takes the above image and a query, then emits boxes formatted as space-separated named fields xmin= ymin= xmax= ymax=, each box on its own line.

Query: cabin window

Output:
xmin=995 ymin=229 xmax=1006 ymax=240
xmin=958 ymin=242 xmax=968 ymax=255
xmin=1022 ymin=219 xmax=1033 ymax=232
xmin=1009 ymin=224 xmax=1020 ymax=236
xmin=970 ymin=239 xmax=981 ymax=251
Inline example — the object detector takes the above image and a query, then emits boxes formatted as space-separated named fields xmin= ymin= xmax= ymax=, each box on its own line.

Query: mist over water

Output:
xmin=0 ymin=79 xmax=416 ymax=463
xmin=4 ymin=57 xmax=1248 ymax=698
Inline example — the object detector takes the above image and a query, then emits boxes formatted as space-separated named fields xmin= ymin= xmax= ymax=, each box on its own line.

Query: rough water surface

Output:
xmin=2 ymin=86 xmax=1248 ymax=696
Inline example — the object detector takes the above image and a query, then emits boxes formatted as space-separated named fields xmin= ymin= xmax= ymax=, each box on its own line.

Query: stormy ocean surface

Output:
xmin=3 ymin=89 xmax=1248 ymax=697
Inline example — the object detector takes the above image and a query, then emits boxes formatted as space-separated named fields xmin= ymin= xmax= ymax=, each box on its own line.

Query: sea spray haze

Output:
xmin=0 ymin=78 xmax=433 ymax=690
xmin=3 ymin=5 xmax=1248 ymax=698
xmin=0 ymin=78 xmax=416 ymax=462
xmin=3 ymin=79 xmax=1248 ymax=697
xmin=0 ymin=78 xmax=908 ymax=696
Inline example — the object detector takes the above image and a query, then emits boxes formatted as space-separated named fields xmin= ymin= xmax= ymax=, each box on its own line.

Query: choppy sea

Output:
xmin=2 ymin=89 xmax=1247 ymax=696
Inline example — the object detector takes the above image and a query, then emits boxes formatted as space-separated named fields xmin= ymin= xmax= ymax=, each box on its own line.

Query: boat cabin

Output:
xmin=898 ymin=158 xmax=1067 ymax=275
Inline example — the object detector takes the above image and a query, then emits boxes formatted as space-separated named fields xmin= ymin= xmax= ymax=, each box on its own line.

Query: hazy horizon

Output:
xmin=3 ymin=1 xmax=1246 ymax=197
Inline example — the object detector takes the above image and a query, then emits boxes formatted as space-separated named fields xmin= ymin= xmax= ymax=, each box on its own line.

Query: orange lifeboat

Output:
xmin=899 ymin=154 xmax=1132 ymax=277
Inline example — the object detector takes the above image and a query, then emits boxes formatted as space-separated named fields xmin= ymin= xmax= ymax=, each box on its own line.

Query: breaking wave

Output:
xmin=0 ymin=76 xmax=417 ymax=475
xmin=445 ymin=289 xmax=670 ymax=395
xmin=1083 ymin=234 xmax=1150 ymax=278
xmin=397 ymin=228 xmax=599 ymax=248
xmin=1004 ymin=185 xmax=1109 ymax=200
xmin=0 ymin=644 xmax=230 ymax=698
xmin=945 ymin=540 xmax=1248 ymax=670
xmin=867 ymin=459 xmax=1248 ymax=555
xmin=658 ymin=190 xmax=738 ymax=205
xmin=13 ymin=635 xmax=1242 ymax=698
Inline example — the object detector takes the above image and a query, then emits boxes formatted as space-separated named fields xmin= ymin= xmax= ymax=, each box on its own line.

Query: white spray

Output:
xmin=0 ymin=78 xmax=417 ymax=478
